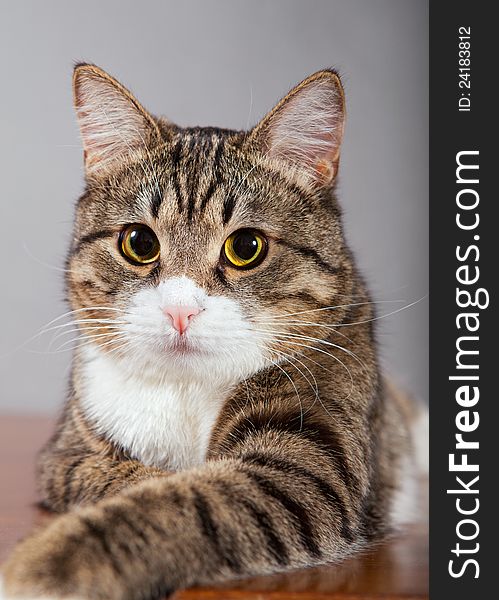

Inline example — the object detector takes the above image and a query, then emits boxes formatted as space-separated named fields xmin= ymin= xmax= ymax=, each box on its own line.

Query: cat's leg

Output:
xmin=38 ymin=447 xmax=168 ymax=512
xmin=1 ymin=431 xmax=371 ymax=600
xmin=37 ymin=405 xmax=168 ymax=512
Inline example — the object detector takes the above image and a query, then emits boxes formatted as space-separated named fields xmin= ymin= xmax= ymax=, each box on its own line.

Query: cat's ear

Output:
xmin=73 ymin=64 xmax=161 ymax=173
xmin=248 ymin=70 xmax=345 ymax=186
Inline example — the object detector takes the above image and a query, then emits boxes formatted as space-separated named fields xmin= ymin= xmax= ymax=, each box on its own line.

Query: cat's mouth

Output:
xmin=168 ymin=333 xmax=204 ymax=356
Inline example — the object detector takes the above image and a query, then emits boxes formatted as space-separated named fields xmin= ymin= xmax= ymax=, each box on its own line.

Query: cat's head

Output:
xmin=68 ymin=64 xmax=353 ymax=383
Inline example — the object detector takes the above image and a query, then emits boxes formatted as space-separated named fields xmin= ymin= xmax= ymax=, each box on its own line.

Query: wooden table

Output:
xmin=0 ymin=415 xmax=428 ymax=599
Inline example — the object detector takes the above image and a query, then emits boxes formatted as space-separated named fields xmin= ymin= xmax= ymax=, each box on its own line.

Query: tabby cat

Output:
xmin=1 ymin=64 xmax=419 ymax=599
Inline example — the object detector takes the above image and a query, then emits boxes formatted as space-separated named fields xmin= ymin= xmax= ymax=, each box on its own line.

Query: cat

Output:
xmin=0 ymin=64 xmax=421 ymax=599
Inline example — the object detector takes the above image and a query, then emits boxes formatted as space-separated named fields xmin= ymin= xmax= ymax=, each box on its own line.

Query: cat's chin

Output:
xmin=80 ymin=340 xmax=264 ymax=386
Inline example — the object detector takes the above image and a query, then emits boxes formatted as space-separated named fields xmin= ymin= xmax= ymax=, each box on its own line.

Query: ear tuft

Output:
xmin=249 ymin=70 xmax=345 ymax=185
xmin=73 ymin=64 xmax=161 ymax=173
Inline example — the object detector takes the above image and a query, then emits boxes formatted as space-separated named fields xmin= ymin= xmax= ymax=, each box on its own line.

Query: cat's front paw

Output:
xmin=0 ymin=574 xmax=85 ymax=600
xmin=1 ymin=510 xmax=117 ymax=600
xmin=0 ymin=575 xmax=79 ymax=600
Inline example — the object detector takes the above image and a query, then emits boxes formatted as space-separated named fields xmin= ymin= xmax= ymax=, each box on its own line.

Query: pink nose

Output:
xmin=163 ymin=305 xmax=201 ymax=335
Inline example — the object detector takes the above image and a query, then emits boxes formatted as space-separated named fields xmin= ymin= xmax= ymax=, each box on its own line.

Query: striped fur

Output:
xmin=1 ymin=65 xmax=418 ymax=599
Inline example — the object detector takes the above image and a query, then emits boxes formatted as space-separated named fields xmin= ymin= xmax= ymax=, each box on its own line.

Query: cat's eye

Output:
xmin=119 ymin=224 xmax=160 ymax=265
xmin=223 ymin=229 xmax=267 ymax=269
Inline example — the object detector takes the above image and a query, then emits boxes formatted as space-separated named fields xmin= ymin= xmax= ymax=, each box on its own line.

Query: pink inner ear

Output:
xmin=74 ymin=71 xmax=155 ymax=171
xmin=266 ymin=79 xmax=344 ymax=183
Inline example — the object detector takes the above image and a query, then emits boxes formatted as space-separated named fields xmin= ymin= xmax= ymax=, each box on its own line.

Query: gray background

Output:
xmin=0 ymin=0 xmax=428 ymax=414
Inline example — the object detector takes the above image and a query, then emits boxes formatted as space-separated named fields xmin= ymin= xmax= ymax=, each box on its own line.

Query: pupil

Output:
xmin=130 ymin=228 xmax=154 ymax=256
xmin=233 ymin=233 xmax=258 ymax=260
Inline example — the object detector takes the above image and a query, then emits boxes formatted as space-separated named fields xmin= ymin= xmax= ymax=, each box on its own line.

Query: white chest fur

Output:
xmin=78 ymin=347 xmax=230 ymax=471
